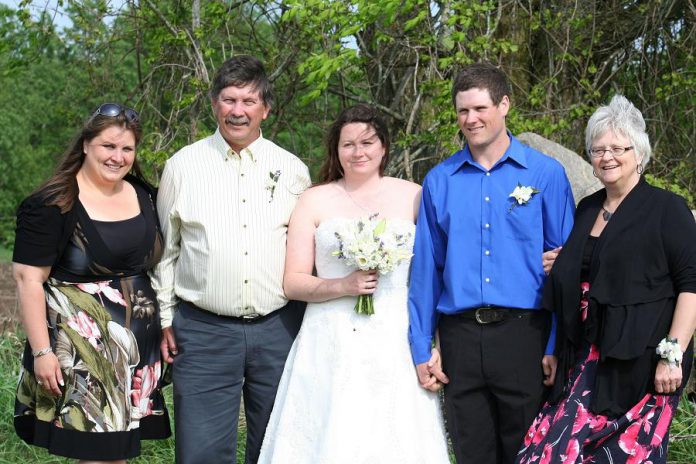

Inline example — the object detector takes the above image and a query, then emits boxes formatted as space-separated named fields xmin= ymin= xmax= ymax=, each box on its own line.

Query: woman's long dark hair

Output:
xmin=35 ymin=111 xmax=144 ymax=213
xmin=318 ymin=104 xmax=390 ymax=184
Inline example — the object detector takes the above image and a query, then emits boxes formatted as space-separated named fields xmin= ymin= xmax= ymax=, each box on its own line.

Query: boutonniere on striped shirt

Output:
xmin=508 ymin=183 xmax=540 ymax=212
xmin=266 ymin=170 xmax=281 ymax=202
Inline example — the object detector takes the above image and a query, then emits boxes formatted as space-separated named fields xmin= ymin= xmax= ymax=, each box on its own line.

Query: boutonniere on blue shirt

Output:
xmin=266 ymin=170 xmax=281 ymax=202
xmin=508 ymin=183 xmax=540 ymax=212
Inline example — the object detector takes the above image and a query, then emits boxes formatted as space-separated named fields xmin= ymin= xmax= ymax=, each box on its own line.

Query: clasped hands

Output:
xmin=416 ymin=348 xmax=449 ymax=392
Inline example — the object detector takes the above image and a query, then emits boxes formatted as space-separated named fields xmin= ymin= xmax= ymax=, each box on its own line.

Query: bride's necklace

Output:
xmin=341 ymin=178 xmax=382 ymax=217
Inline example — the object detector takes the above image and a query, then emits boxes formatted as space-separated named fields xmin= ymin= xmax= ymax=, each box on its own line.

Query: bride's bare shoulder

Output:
xmin=383 ymin=176 xmax=421 ymax=196
xmin=297 ymin=182 xmax=342 ymax=208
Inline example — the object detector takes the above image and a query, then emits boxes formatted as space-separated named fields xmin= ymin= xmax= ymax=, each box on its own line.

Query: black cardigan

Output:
xmin=545 ymin=177 xmax=696 ymax=418
xmin=13 ymin=174 xmax=159 ymax=269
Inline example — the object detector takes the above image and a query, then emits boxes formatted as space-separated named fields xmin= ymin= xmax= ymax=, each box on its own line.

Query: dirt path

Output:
xmin=0 ymin=263 xmax=18 ymax=332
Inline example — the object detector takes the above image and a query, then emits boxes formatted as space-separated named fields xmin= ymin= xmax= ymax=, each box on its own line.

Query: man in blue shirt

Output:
xmin=408 ymin=63 xmax=575 ymax=463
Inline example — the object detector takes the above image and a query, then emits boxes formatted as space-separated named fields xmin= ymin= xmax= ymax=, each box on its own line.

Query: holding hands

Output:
xmin=416 ymin=347 xmax=449 ymax=392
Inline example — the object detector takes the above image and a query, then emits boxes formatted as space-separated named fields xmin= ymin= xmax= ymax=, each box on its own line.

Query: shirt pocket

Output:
xmin=504 ymin=199 xmax=542 ymax=243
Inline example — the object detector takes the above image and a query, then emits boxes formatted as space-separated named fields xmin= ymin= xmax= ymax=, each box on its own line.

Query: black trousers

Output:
xmin=440 ymin=311 xmax=550 ymax=464
xmin=172 ymin=300 xmax=305 ymax=464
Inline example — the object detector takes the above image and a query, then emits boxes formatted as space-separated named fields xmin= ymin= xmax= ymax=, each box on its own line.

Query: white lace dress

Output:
xmin=258 ymin=217 xmax=450 ymax=464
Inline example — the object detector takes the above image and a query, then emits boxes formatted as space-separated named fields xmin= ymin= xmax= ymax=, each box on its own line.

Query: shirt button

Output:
xmin=485 ymin=277 xmax=491 ymax=283
xmin=242 ymin=199 xmax=246 ymax=203
xmin=243 ymin=224 xmax=247 ymax=228
xmin=484 ymin=223 xmax=490 ymax=229
xmin=244 ymin=251 xmax=248 ymax=256
xmin=244 ymin=279 xmax=249 ymax=284
xmin=485 ymin=172 xmax=491 ymax=176
xmin=485 ymin=250 xmax=490 ymax=256
xmin=241 ymin=173 xmax=245 ymax=177
xmin=484 ymin=196 xmax=490 ymax=202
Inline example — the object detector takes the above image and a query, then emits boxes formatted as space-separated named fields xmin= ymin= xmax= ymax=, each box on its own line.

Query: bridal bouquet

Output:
xmin=333 ymin=216 xmax=413 ymax=315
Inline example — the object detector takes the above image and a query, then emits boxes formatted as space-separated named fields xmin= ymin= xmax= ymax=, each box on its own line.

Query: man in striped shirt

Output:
xmin=152 ymin=55 xmax=311 ymax=464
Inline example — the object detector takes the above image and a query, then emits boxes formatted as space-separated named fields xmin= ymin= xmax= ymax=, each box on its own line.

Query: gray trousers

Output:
xmin=172 ymin=300 xmax=305 ymax=464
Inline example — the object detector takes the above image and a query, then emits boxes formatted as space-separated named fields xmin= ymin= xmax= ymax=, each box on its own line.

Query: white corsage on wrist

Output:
xmin=656 ymin=336 xmax=682 ymax=368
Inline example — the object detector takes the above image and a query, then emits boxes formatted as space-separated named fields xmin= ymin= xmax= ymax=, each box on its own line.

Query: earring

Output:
xmin=636 ymin=164 xmax=644 ymax=174
xmin=592 ymin=170 xmax=598 ymax=178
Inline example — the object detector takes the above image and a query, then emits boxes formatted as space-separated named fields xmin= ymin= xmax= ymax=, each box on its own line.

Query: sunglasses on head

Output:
xmin=92 ymin=103 xmax=140 ymax=123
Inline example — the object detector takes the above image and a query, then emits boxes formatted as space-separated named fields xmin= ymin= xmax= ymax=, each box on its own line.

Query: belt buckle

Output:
xmin=475 ymin=307 xmax=502 ymax=324
xmin=241 ymin=313 xmax=261 ymax=321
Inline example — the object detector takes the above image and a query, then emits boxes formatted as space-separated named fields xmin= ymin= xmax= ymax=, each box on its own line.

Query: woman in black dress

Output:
xmin=516 ymin=95 xmax=696 ymax=463
xmin=12 ymin=103 xmax=170 ymax=462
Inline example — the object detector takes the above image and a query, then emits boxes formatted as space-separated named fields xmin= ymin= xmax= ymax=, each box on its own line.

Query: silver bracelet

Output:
xmin=32 ymin=346 xmax=53 ymax=358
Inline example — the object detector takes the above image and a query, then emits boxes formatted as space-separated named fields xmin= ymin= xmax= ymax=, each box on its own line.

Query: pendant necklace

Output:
xmin=341 ymin=178 xmax=381 ymax=218
xmin=601 ymin=205 xmax=613 ymax=221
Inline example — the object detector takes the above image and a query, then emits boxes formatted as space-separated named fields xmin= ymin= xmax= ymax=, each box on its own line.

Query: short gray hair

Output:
xmin=585 ymin=94 xmax=651 ymax=167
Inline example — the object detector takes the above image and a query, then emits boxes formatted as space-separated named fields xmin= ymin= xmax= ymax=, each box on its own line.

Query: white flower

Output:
xmin=332 ymin=216 xmax=413 ymax=315
xmin=508 ymin=183 xmax=540 ymax=211
xmin=656 ymin=338 xmax=683 ymax=366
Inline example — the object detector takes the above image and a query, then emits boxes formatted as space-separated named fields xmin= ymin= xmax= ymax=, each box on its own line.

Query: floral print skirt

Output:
xmin=516 ymin=283 xmax=678 ymax=464
xmin=13 ymin=274 xmax=171 ymax=460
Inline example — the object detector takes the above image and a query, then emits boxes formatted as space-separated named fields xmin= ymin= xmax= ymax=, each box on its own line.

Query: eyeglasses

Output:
xmin=92 ymin=103 xmax=140 ymax=123
xmin=589 ymin=146 xmax=633 ymax=158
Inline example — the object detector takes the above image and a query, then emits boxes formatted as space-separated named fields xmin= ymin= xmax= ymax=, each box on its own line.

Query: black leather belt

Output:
xmin=455 ymin=306 xmax=542 ymax=324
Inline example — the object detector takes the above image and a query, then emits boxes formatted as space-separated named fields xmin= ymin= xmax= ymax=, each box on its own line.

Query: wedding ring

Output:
xmin=37 ymin=380 xmax=43 ymax=386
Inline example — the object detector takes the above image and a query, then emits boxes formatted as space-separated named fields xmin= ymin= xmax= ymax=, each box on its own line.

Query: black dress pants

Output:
xmin=440 ymin=310 xmax=550 ymax=464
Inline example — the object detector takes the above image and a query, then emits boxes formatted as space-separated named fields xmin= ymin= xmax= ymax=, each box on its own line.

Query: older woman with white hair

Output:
xmin=516 ymin=95 xmax=696 ymax=464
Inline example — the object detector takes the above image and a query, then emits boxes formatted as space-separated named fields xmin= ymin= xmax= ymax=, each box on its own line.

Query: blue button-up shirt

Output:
xmin=408 ymin=134 xmax=575 ymax=364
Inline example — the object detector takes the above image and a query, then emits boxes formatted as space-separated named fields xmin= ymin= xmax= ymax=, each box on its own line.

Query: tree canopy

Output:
xmin=0 ymin=0 xmax=693 ymax=248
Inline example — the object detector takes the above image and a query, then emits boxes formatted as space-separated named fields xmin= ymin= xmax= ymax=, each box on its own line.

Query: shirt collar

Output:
xmin=211 ymin=128 xmax=266 ymax=162
xmin=449 ymin=132 xmax=528 ymax=175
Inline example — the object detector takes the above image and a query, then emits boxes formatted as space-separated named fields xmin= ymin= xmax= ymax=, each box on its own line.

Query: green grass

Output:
xmin=668 ymin=396 xmax=696 ymax=463
xmin=0 ymin=329 xmax=694 ymax=463
xmin=0 ymin=246 xmax=11 ymax=263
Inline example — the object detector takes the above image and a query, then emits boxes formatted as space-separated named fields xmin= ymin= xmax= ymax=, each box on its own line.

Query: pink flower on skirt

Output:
xmin=572 ymin=403 xmax=590 ymax=434
xmin=650 ymin=398 xmax=674 ymax=447
xmin=619 ymin=422 xmax=650 ymax=462
xmin=131 ymin=361 xmax=161 ymax=416
xmin=588 ymin=413 xmax=608 ymax=433
xmin=77 ymin=281 xmax=127 ymax=306
xmin=561 ymin=438 xmax=580 ymax=463
xmin=532 ymin=416 xmax=551 ymax=445
xmin=66 ymin=311 xmax=101 ymax=348
xmin=539 ymin=443 xmax=554 ymax=464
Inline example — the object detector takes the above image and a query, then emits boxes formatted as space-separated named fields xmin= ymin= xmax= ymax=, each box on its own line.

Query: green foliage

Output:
xmin=645 ymin=172 xmax=694 ymax=208
xmin=0 ymin=0 xmax=694 ymax=245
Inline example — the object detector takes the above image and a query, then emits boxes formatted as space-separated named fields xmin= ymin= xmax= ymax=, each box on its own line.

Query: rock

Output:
xmin=517 ymin=132 xmax=603 ymax=204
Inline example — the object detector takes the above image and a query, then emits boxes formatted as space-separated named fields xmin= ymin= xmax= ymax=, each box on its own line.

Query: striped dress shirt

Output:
xmin=151 ymin=129 xmax=311 ymax=327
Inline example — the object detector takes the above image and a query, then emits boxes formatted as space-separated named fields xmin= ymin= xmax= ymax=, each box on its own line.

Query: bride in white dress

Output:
xmin=258 ymin=105 xmax=450 ymax=464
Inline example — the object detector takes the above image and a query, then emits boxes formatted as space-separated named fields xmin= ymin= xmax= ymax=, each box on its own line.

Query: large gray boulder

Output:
xmin=517 ymin=132 xmax=602 ymax=204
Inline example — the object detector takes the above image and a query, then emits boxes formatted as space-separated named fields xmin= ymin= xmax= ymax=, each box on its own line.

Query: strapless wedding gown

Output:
xmin=258 ymin=217 xmax=450 ymax=464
